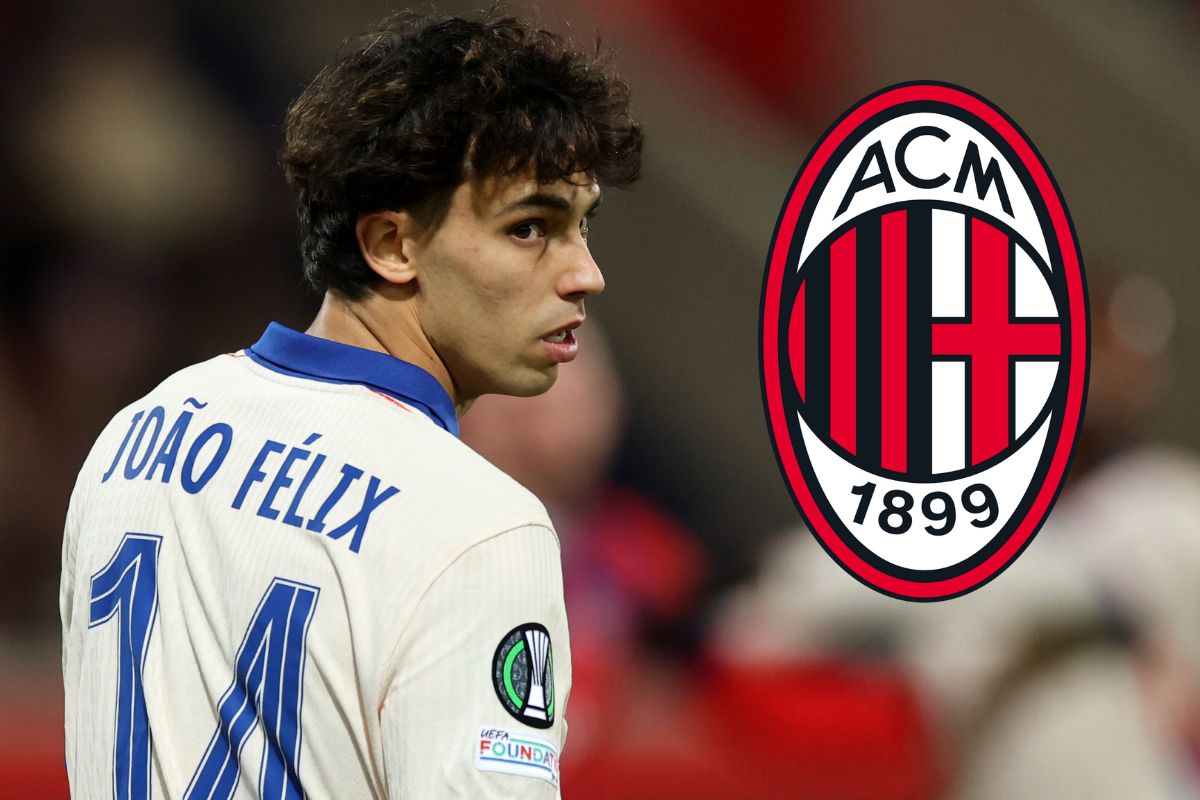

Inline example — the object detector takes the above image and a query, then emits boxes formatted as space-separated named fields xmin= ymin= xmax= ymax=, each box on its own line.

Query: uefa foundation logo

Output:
xmin=759 ymin=82 xmax=1088 ymax=601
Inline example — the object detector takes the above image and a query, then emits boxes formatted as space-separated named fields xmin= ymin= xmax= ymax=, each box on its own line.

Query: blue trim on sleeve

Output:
xmin=246 ymin=322 xmax=459 ymax=437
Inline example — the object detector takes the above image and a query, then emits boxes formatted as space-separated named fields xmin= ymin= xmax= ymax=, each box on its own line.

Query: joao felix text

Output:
xmin=99 ymin=396 xmax=398 ymax=554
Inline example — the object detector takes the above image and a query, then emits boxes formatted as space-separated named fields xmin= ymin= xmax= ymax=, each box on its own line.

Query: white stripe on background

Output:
xmin=1013 ymin=245 xmax=1058 ymax=318
xmin=1014 ymin=361 xmax=1058 ymax=440
xmin=931 ymin=361 xmax=966 ymax=474
xmin=930 ymin=209 xmax=966 ymax=318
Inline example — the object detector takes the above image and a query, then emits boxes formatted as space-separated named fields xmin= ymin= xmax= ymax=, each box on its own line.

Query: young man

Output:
xmin=60 ymin=12 xmax=641 ymax=799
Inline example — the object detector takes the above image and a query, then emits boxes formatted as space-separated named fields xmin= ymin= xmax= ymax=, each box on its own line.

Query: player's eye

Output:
xmin=579 ymin=216 xmax=590 ymax=241
xmin=510 ymin=221 xmax=546 ymax=242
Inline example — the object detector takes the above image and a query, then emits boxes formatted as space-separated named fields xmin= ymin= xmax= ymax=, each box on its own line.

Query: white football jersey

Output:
xmin=61 ymin=323 xmax=571 ymax=799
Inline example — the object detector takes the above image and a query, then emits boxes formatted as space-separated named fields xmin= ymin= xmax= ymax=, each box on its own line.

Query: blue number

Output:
xmin=185 ymin=579 xmax=320 ymax=800
xmin=88 ymin=533 xmax=162 ymax=800
xmin=87 ymin=538 xmax=320 ymax=799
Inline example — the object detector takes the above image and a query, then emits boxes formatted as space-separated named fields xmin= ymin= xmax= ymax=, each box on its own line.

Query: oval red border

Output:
xmin=760 ymin=82 xmax=1088 ymax=600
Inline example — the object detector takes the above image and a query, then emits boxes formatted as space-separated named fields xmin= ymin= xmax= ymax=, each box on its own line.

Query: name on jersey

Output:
xmin=99 ymin=397 xmax=399 ymax=553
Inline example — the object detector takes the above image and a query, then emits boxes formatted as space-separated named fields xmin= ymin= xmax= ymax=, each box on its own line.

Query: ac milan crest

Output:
xmin=760 ymin=82 xmax=1088 ymax=600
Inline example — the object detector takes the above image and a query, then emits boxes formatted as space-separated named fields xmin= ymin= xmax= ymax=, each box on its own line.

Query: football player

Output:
xmin=60 ymin=11 xmax=641 ymax=798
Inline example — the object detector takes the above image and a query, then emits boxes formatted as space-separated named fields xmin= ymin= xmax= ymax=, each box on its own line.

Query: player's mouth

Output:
xmin=540 ymin=321 xmax=581 ymax=363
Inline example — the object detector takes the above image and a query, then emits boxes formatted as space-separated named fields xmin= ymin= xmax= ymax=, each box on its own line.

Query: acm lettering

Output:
xmin=837 ymin=125 xmax=1013 ymax=217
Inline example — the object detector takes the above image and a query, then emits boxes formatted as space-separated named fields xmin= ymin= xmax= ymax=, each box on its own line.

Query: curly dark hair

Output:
xmin=280 ymin=11 xmax=643 ymax=299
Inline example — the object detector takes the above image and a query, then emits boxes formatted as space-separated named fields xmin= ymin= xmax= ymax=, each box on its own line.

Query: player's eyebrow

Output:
xmin=499 ymin=191 xmax=603 ymax=217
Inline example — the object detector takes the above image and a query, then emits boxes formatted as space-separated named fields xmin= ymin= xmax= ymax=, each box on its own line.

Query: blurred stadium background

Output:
xmin=3 ymin=0 xmax=1200 ymax=797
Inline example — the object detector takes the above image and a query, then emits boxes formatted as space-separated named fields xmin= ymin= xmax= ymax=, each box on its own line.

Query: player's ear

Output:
xmin=355 ymin=210 xmax=422 ymax=285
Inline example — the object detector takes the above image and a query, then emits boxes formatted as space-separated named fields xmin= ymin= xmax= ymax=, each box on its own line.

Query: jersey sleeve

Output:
xmin=60 ymin=468 xmax=92 ymax=788
xmin=380 ymin=523 xmax=571 ymax=799
xmin=60 ymin=481 xmax=82 ymax=637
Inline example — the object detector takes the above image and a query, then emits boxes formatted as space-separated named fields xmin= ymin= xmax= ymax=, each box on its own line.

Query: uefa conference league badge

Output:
xmin=759 ymin=82 xmax=1088 ymax=600
xmin=492 ymin=623 xmax=555 ymax=728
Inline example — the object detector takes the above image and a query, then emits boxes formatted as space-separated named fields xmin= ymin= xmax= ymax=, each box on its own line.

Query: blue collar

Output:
xmin=246 ymin=322 xmax=459 ymax=437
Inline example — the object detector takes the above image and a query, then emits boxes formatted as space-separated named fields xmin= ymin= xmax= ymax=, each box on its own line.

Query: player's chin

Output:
xmin=498 ymin=364 xmax=559 ymax=398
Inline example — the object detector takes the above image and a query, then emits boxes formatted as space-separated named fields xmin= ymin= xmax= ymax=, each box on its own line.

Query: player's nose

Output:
xmin=557 ymin=243 xmax=605 ymax=300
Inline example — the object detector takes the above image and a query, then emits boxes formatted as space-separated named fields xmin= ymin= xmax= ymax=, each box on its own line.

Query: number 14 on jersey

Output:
xmin=86 ymin=532 xmax=320 ymax=800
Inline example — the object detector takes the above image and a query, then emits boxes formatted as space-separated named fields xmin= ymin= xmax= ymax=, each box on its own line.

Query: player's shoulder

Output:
xmin=369 ymin=416 xmax=555 ymax=546
xmin=432 ymin=430 xmax=549 ymax=520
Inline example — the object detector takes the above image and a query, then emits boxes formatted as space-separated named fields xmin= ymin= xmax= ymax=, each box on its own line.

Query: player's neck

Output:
xmin=305 ymin=289 xmax=469 ymax=417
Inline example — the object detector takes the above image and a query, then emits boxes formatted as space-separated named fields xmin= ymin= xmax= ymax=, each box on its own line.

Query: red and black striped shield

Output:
xmin=760 ymin=83 xmax=1088 ymax=600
